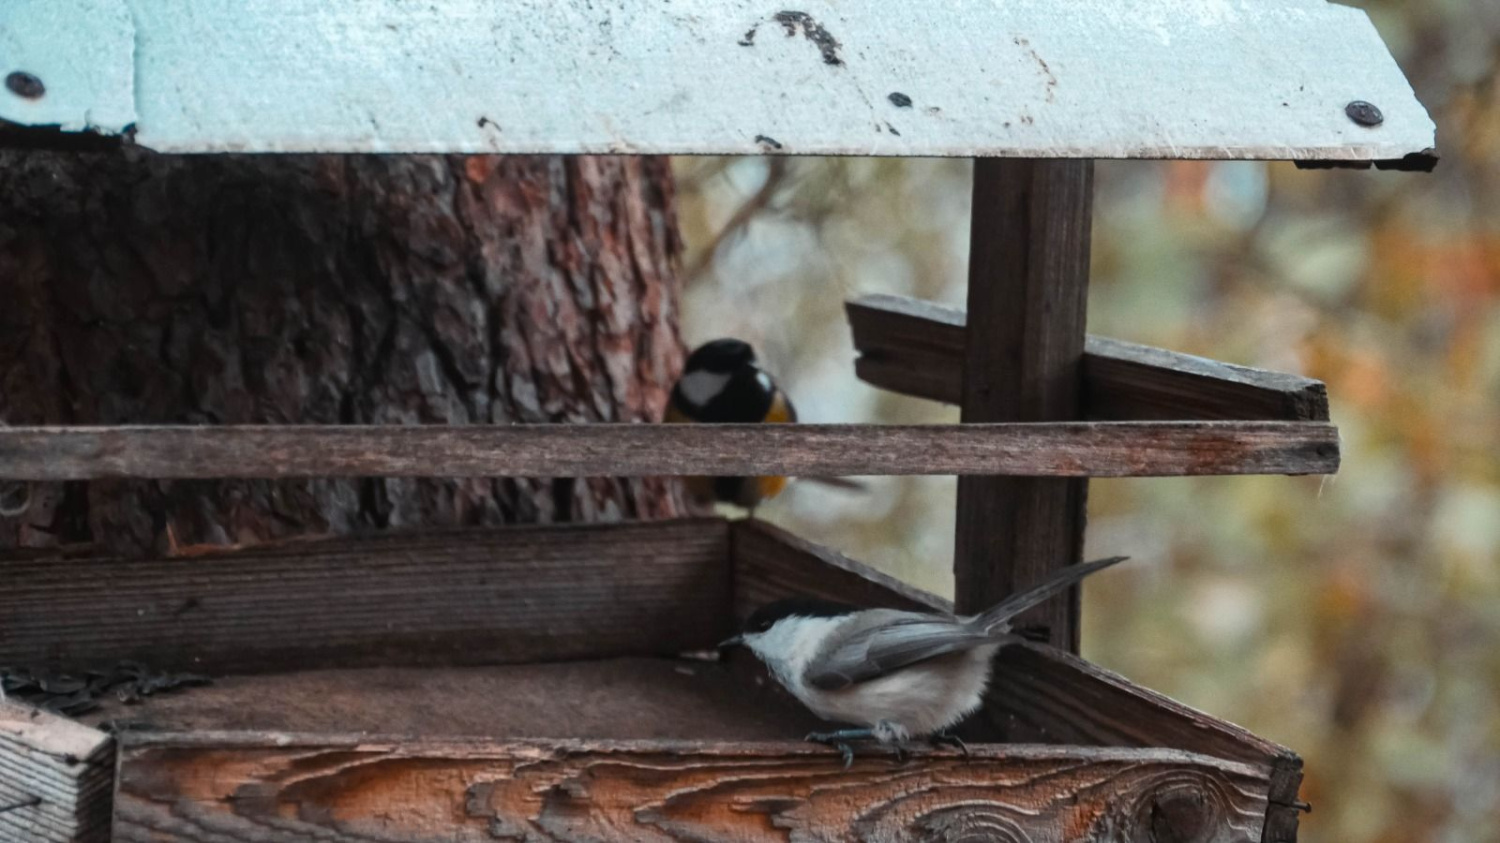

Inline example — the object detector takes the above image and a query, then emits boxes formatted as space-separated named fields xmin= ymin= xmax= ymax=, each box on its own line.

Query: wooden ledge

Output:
xmin=112 ymin=731 xmax=1273 ymax=842
xmin=848 ymin=293 xmax=1331 ymax=422
xmin=0 ymin=420 xmax=1338 ymax=480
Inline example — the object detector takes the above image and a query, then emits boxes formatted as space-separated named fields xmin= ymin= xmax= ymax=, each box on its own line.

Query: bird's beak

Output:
xmin=718 ymin=634 xmax=743 ymax=649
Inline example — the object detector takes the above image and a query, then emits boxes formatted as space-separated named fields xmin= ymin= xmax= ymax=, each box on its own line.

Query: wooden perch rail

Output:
xmin=0 ymin=421 xmax=1338 ymax=480
xmin=847 ymin=294 xmax=1331 ymax=422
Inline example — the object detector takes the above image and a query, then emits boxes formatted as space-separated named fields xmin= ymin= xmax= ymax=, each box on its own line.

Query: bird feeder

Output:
xmin=0 ymin=2 xmax=1434 ymax=841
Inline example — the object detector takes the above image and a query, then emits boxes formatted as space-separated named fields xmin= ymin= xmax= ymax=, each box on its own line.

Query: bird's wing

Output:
xmin=803 ymin=611 xmax=993 ymax=691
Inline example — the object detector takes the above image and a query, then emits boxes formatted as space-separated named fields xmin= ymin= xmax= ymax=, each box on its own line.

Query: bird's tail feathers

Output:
xmin=975 ymin=555 xmax=1131 ymax=634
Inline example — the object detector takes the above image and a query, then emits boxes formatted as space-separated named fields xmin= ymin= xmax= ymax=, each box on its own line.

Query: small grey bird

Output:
xmin=721 ymin=554 xmax=1131 ymax=765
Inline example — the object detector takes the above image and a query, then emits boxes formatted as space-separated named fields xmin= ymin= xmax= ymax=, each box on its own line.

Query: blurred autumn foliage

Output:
xmin=673 ymin=3 xmax=1499 ymax=841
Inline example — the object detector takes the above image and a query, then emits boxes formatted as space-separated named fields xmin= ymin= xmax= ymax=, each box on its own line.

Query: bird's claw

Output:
xmin=804 ymin=731 xmax=859 ymax=769
xmin=836 ymin=743 xmax=854 ymax=769
xmin=929 ymin=730 xmax=970 ymax=758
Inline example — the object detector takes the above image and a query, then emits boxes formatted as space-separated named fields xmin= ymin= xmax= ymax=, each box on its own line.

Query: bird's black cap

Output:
xmin=743 ymin=596 xmax=860 ymax=634
xmin=684 ymin=338 xmax=757 ymax=374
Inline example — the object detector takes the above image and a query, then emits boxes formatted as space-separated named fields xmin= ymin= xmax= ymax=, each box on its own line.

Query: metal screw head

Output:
xmin=1345 ymin=100 xmax=1383 ymax=127
xmin=5 ymin=71 xmax=45 ymax=100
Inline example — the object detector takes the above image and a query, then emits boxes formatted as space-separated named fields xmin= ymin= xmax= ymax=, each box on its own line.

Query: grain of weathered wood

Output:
xmin=983 ymin=643 xmax=1285 ymax=765
xmin=79 ymin=659 xmax=825 ymax=743
xmin=1262 ymin=754 xmax=1307 ymax=843
xmin=730 ymin=520 xmax=949 ymax=619
xmin=848 ymin=294 xmax=969 ymax=405
xmin=1085 ymin=337 xmax=1329 ymax=422
xmin=848 ymin=294 xmax=1331 ymax=421
xmin=0 ymin=701 xmax=113 ymax=843
xmin=113 ymin=733 xmax=1272 ymax=843
xmin=0 ymin=421 xmax=1341 ymax=480
xmin=0 ymin=520 xmax=732 ymax=674
xmin=981 ymin=643 xmax=1307 ymax=842
xmin=954 ymin=159 xmax=1093 ymax=656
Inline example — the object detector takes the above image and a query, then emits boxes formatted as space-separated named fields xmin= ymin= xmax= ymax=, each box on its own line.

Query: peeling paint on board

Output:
xmin=771 ymin=11 xmax=844 ymax=67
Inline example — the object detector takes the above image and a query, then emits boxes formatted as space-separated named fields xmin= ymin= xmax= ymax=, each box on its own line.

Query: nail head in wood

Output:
xmin=4 ymin=71 xmax=45 ymax=100
xmin=1346 ymin=100 xmax=1384 ymax=127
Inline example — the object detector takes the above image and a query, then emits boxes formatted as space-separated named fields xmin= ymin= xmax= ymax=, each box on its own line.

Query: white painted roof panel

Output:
xmin=1 ymin=0 xmax=1435 ymax=163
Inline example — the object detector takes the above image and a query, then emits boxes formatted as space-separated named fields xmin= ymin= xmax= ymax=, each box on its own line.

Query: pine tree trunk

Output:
xmin=0 ymin=150 xmax=687 ymax=555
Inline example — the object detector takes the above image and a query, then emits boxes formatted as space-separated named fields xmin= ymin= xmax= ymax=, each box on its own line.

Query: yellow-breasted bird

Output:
xmin=666 ymin=338 xmax=798 ymax=510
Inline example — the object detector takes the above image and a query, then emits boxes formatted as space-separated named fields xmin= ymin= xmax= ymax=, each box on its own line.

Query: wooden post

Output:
xmin=954 ymin=158 xmax=1094 ymax=652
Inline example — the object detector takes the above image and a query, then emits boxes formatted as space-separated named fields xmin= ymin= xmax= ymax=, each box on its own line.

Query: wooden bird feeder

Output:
xmin=0 ymin=2 xmax=1434 ymax=841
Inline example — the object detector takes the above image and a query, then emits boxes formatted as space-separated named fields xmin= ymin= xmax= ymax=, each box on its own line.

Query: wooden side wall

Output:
xmin=0 ymin=519 xmax=732 ymax=674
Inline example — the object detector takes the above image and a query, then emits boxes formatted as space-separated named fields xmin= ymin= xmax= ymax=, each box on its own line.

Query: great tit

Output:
xmin=666 ymin=338 xmax=797 ymax=510
xmin=720 ymin=554 xmax=1132 ymax=766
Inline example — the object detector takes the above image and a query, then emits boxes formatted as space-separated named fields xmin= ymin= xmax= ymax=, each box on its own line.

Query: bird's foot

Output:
xmin=805 ymin=729 xmax=874 ymax=770
xmin=928 ymin=729 xmax=970 ymax=758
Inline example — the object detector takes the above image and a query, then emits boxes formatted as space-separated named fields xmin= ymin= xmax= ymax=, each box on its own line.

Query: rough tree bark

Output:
xmin=0 ymin=150 xmax=687 ymax=555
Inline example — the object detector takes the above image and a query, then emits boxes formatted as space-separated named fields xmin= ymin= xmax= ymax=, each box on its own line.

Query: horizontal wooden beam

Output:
xmin=113 ymin=733 xmax=1273 ymax=843
xmin=0 ymin=421 xmax=1339 ymax=479
xmin=0 ymin=520 xmax=732 ymax=674
xmin=847 ymin=294 xmax=1331 ymax=422
xmin=0 ymin=701 xmax=113 ymax=843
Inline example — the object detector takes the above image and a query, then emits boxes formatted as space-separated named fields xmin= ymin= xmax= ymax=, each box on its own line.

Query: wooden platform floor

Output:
xmin=80 ymin=656 xmax=826 ymax=740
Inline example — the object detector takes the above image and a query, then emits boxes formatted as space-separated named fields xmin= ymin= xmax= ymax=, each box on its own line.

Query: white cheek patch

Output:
xmin=755 ymin=369 xmax=774 ymax=393
xmin=679 ymin=370 xmax=731 ymax=407
xmin=746 ymin=616 xmax=849 ymax=692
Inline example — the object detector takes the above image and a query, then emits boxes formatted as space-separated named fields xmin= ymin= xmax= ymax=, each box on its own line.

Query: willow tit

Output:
xmin=722 ymin=554 xmax=1131 ymax=765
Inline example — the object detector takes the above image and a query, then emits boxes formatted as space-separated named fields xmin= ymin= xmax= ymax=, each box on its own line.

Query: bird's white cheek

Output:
xmin=678 ymin=370 xmax=730 ymax=406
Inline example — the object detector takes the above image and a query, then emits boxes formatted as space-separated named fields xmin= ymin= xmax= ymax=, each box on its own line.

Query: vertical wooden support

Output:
xmin=954 ymin=158 xmax=1094 ymax=652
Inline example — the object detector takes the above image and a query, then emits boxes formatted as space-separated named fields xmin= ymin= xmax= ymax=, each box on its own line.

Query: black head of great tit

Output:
xmin=666 ymin=338 xmax=797 ymax=509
